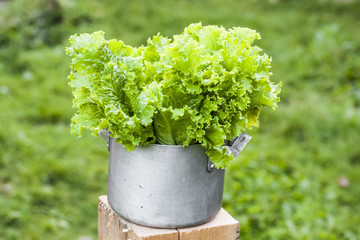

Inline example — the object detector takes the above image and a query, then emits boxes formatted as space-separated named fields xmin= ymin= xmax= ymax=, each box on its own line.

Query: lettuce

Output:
xmin=66 ymin=23 xmax=281 ymax=168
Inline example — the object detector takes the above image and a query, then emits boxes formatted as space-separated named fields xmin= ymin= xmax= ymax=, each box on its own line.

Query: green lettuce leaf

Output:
xmin=66 ymin=23 xmax=281 ymax=168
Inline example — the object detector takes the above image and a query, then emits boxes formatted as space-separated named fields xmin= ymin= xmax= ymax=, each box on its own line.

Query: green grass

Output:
xmin=1 ymin=0 xmax=360 ymax=239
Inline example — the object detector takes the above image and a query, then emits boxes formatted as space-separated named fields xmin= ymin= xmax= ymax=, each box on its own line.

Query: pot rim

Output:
xmin=134 ymin=142 xmax=203 ymax=149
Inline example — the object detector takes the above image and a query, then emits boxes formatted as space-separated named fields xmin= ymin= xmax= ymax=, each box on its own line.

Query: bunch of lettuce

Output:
xmin=66 ymin=23 xmax=281 ymax=168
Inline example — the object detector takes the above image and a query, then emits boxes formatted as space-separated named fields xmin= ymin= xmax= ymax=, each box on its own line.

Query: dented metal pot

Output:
xmin=99 ymin=130 xmax=251 ymax=228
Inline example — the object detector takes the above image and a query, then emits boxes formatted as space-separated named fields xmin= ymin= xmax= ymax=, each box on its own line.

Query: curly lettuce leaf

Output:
xmin=66 ymin=23 xmax=281 ymax=168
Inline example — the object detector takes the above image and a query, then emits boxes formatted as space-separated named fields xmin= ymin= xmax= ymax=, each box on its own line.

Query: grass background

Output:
xmin=1 ymin=0 xmax=360 ymax=239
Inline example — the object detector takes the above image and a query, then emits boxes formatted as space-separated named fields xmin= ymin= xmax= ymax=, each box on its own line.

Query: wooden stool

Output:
xmin=98 ymin=195 xmax=239 ymax=240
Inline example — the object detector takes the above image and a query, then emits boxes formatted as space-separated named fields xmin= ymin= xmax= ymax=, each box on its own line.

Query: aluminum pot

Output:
xmin=99 ymin=130 xmax=251 ymax=228
xmin=107 ymin=137 xmax=224 ymax=228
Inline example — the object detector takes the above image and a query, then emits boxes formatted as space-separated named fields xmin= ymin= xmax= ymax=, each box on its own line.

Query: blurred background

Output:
xmin=1 ymin=0 xmax=360 ymax=239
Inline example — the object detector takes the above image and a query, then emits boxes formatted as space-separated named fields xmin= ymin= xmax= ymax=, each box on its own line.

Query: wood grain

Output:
xmin=98 ymin=195 xmax=178 ymax=240
xmin=98 ymin=195 xmax=239 ymax=240
xmin=177 ymin=209 xmax=240 ymax=240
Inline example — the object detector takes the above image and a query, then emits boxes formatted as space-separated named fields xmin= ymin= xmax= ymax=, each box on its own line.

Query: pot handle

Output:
xmin=224 ymin=133 xmax=252 ymax=157
xmin=207 ymin=133 xmax=252 ymax=172
xmin=98 ymin=129 xmax=110 ymax=151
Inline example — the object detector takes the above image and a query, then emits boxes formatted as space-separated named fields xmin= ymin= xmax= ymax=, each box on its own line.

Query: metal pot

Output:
xmin=99 ymin=130 xmax=251 ymax=228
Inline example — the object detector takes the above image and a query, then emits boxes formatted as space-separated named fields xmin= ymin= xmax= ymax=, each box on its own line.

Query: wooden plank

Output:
xmin=128 ymin=224 xmax=179 ymax=240
xmin=177 ymin=209 xmax=240 ymax=240
xmin=98 ymin=195 xmax=128 ymax=240
xmin=98 ymin=195 xmax=178 ymax=240
xmin=98 ymin=195 xmax=240 ymax=240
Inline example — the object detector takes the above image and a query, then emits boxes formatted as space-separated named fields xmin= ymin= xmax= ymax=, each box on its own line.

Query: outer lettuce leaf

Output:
xmin=66 ymin=31 xmax=158 ymax=151
xmin=66 ymin=23 xmax=281 ymax=168
xmin=153 ymin=107 xmax=194 ymax=145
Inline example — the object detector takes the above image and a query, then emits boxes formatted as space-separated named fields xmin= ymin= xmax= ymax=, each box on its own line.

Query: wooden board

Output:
xmin=177 ymin=209 xmax=240 ymax=240
xmin=98 ymin=196 xmax=178 ymax=240
xmin=98 ymin=195 xmax=239 ymax=240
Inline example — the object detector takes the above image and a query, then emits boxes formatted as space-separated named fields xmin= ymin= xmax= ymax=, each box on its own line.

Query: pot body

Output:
xmin=107 ymin=137 xmax=225 ymax=228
